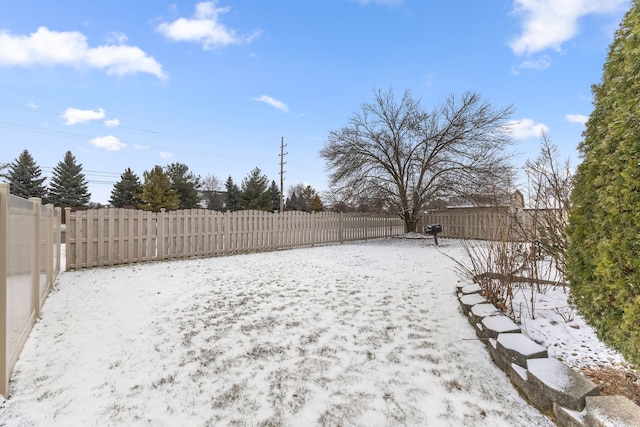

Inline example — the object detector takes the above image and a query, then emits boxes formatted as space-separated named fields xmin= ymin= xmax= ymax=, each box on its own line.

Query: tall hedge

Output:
xmin=567 ymin=1 xmax=640 ymax=364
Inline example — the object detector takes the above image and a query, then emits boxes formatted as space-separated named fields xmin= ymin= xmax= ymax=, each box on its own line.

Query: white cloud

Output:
xmin=254 ymin=95 xmax=289 ymax=113
xmin=0 ymin=26 xmax=166 ymax=79
xmin=90 ymin=135 xmax=126 ymax=151
xmin=507 ymin=118 xmax=550 ymax=140
xmin=61 ymin=107 xmax=105 ymax=125
xmin=519 ymin=56 xmax=551 ymax=71
xmin=566 ymin=113 xmax=588 ymax=125
xmin=157 ymin=1 xmax=261 ymax=50
xmin=133 ymin=144 xmax=149 ymax=150
xmin=105 ymin=31 xmax=128 ymax=45
xmin=509 ymin=0 xmax=628 ymax=56
xmin=160 ymin=152 xmax=173 ymax=159
xmin=26 ymin=102 xmax=38 ymax=109
xmin=104 ymin=118 xmax=120 ymax=127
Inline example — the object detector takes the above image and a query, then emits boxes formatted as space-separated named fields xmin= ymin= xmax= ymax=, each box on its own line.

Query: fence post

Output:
xmin=224 ymin=211 xmax=230 ymax=255
xmin=54 ymin=207 xmax=61 ymax=274
xmin=44 ymin=204 xmax=54 ymax=302
xmin=0 ymin=184 xmax=8 ymax=398
xmin=28 ymin=198 xmax=42 ymax=319
xmin=65 ymin=207 xmax=72 ymax=271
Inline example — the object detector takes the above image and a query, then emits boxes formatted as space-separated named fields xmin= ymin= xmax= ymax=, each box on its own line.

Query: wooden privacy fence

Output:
xmin=0 ymin=183 xmax=62 ymax=398
xmin=65 ymin=208 xmax=406 ymax=270
xmin=418 ymin=207 xmax=523 ymax=240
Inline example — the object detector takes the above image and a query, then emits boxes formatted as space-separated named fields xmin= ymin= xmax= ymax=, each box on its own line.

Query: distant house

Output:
xmin=198 ymin=190 xmax=228 ymax=210
xmin=427 ymin=190 xmax=524 ymax=213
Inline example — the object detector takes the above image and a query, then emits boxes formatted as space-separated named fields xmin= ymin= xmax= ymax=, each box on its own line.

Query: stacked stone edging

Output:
xmin=456 ymin=282 xmax=640 ymax=426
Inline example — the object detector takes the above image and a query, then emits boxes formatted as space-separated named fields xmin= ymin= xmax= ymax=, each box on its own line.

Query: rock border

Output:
xmin=457 ymin=282 xmax=640 ymax=426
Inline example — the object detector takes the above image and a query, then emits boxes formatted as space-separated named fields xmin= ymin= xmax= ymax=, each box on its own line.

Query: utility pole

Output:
xmin=279 ymin=136 xmax=287 ymax=212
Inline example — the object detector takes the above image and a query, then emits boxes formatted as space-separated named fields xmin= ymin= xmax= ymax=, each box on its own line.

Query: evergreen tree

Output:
xmin=567 ymin=0 xmax=640 ymax=364
xmin=240 ymin=167 xmax=273 ymax=211
xmin=48 ymin=151 xmax=90 ymax=207
xmin=225 ymin=176 xmax=241 ymax=211
xmin=165 ymin=162 xmax=201 ymax=209
xmin=310 ymin=194 xmax=324 ymax=212
xmin=138 ymin=165 xmax=179 ymax=212
xmin=286 ymin=183 xmax=324 ymax=212
xmin=286 ymin=192 xmax=299 ymax=210
xmin=2 ymin=149 xmax=47 ymax=200
xmin=110 ymin=168 xmax=143 ymax=208
xmin=268 ymin=180 xmax=281 ymax=212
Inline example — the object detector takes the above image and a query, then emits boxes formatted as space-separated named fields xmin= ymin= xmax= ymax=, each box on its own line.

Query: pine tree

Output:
xmin=2 ymin=149 xmax=47 ymax=200
xmin=224 ymin=176 xmax=241 ymax=211
xmin=287 ymin=192 xmax=299 ymax=210
xmin=567 ymin=0 xmax=640 ymax=364
xmin=165 ymin=162 xmax=201 ymax=209
xmin=310 ymin=194 xmax=324 ymax=212
xmin=286 ymin=184 xmax=323 ymax=212
xmin=240 ymin=167 xmax=273 ymax=211
xmin=110 ymin=168 xmax=143 ymax=208
xmin=48 ymin=151 xmax=90 ymax=207
xmin=268 ymin=180 xmax=280 ymax=212
xmin=138 ymin=166 xmax=179 ymax=212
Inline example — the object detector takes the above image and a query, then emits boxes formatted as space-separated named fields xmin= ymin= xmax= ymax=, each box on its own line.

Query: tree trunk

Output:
xmin=402 ymin=213 xmax=418 ymax=233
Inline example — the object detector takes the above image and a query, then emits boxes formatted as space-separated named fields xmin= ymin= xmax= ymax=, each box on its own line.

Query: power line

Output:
xmin=0 ymin=86 xmax=255 ymax=159
xmin=0 ymin=120 xmax=249 ymax=159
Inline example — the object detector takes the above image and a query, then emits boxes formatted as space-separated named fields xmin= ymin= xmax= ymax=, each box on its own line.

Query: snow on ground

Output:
xmin=1 ymin=238 xmax=560 ymax=426
xmin=512 ymin=285 xmax=627 ymax=371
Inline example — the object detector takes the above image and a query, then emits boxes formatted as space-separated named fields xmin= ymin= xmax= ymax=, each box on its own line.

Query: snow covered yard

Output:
xmin=0 ymin=238 xmax=556 ymax=426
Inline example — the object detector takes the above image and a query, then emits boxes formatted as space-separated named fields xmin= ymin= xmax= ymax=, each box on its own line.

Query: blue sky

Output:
xmin=0 ymin=0 xmax=629 ymax=204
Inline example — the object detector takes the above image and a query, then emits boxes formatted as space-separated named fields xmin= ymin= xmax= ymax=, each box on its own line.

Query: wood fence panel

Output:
xmin=65 ymin=208 xmax=406 ymax=270
xmin=1 ymin=186 xmax=60 ymax=398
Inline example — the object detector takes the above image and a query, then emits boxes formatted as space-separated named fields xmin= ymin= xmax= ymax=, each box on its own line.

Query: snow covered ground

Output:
xmin=1 ymin=236 xmax=614 ymax=426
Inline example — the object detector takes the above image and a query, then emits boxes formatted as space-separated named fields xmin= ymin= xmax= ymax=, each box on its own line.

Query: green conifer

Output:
xmin=240 ymin=168 xmax=273 ymax=211
xmin=269 ymin=180 xmax=281 ymax=212
xmin=567 ymin=0 xmax=640 ymax=364
xmin=110 ymin=168 xmax=143 ymax=208
xmin=138 ymin=166 xmax=179 ymax=212
xmin=2 ymin=149 xmax=47 ymax=200
xmin=224 ymin=176 xmax=241 ymax=211
xmin=165 ymin=162 xmax=201 ymax=209
xmin=48 ymin=151 xmax=90 ymax=207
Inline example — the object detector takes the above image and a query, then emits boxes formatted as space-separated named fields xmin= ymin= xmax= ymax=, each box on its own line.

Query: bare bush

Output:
xmin=452 ymin=135 xmax=572 ymax=320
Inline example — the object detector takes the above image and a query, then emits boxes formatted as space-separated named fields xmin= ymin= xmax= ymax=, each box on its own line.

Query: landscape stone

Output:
xmin=481 ymin=315 xmax=521 ymax=339
xmin=496 ymin=333 xmax=547 ymax=369
xmin=553 ymin=403 xmax=587 ymax=427
xmin=526 ymin=357 xmax=599 ymax=412
xmin=469 ymin=303 xmax=498 ymax=322
xmin=460 ymin=283 xmax=482 ymax=294
xmin=584 ymin=395 xmax=640 ymax=427
xmin=459 ymin=294 xmax=487 ymax=314
xmin=508 ymin=363 xmax=529 ymax=392
xmin=486 ymin=337 xmax=501 ymax=362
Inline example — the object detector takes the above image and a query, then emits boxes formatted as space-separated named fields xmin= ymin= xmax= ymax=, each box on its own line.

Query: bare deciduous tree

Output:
xmin=202 ymin=173 xmax=225 ymax=210
xmin=320 ymin=89 xmax=514 ymax=232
